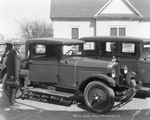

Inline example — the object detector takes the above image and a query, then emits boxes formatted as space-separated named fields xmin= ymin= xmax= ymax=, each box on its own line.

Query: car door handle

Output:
xmin=65 ymin=60 xmax=68 ymax=63
xmin=27 ymin=60 xmax=32 ymax=64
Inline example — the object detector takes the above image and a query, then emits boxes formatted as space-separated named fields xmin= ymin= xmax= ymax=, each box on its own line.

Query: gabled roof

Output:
xmin=50 ymin=0 xmax=150 ymax=21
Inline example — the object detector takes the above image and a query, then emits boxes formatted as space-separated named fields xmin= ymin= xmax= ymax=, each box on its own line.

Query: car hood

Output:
xmin=72 ymin=57 xmax=111 ymax=69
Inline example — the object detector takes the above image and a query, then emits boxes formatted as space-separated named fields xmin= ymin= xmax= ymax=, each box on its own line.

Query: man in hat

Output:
xmin=0 ymin=41 xmax=13 ymax=83
xmin=1 ymin=41 xmax=18 ymax=105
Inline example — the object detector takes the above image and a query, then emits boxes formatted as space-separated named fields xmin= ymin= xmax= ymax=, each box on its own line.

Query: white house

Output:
xmin=50 ymin=0 xmax=150 ymax=39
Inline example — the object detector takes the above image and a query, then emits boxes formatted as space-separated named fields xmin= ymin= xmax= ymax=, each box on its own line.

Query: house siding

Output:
xmin=96 ymin=21 xmax=139 ymax=37
xmin=53 ymin=20 xmax=96 ymax=38
xmin=51 ymin=0 xmax=150 ymax=39
xmin=139 ymin=22 xmax=150 ymax=38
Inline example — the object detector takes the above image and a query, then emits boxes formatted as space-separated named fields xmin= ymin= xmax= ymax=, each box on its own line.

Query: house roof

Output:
xmin=50 ymin=0 xmax=150 ymax=20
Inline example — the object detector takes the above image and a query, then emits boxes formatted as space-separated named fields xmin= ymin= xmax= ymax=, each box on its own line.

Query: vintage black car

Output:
xmin=3 ymin=37 xmax=141 ymax=114
xmin=80 ymin=36 xmax=150 ymax=91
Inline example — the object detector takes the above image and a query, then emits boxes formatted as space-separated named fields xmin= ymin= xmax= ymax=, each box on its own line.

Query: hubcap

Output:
xmin=94 ymin=94 xmax=102 ymax=102
xmin=88 ymin=87 xmax=108 ymax=109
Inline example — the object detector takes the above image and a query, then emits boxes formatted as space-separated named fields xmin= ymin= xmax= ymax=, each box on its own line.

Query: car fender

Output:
xmin=78 ymin=74 xmax=117 ymax=92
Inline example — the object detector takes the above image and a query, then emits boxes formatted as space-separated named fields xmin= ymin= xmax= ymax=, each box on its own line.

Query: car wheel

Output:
xmin=84 ymin=81 xmax=115 ymax=114
xmin=2 ymin=73 xmax=9 ymax=97
xmin=2 ymin=73 xmax=22 ymax=98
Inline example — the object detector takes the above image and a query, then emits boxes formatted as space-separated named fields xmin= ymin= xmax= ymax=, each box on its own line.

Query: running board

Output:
xmin=21 ymin=88 xmax=74 ymax=106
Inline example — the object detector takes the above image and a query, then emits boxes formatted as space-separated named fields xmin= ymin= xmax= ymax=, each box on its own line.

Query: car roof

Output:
xmin=26 ymin=37 xmax=84 ymax=45
xmin=80 ymin=36 xmax=150 ymax=43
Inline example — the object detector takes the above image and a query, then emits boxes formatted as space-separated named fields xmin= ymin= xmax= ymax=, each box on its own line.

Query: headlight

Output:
xmin=121 ymin=65 xmax=128 ymax=74
xmin=0 ymin=56 xmax=1 ymax=62
xmin=107 ymin=68 xmax=116 ymax=78
xmin=111 ymin=68 xmax=116 ymax=78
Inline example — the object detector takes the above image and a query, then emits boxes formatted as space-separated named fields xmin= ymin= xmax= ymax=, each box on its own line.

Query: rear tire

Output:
xmin=2 ymin=73 xmax=22 ymax=98
xmin=84 ymin=81 xmax=115 ymax=114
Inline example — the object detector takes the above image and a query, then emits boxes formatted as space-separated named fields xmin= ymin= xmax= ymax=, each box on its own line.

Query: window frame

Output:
xmin=100 ymin=41 xmax=117 ymax=57
xmin=71 ymin=28 xmax=79 ymax=39
xmin=119 ymin=42 xmax=137 ymax=58
xmin=30 ymin=43 xmax=58 ymax=60
xmin=110 ymin=26 xmax=126 ymax=36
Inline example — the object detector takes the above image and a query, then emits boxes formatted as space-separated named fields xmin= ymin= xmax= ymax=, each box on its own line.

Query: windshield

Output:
xmin=141 ymin=43 xmax=150 ymax=60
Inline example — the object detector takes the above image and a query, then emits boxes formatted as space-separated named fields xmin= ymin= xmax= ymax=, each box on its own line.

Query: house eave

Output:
xmin=50 ymin=17 xmax=95 ymax=21
xmin=50 ymin=17 xmax=150 ymax=22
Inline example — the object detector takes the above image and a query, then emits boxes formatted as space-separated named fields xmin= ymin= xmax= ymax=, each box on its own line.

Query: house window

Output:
xmin=110 ymin=28 xmax=117 ymax=36
xmin=110 ymin=27 xmax=126 ymax=36
xmin=72 ymin=28 xmax=79 ymax=39
xmin=119 ymin=28 xmax=126 ymax=36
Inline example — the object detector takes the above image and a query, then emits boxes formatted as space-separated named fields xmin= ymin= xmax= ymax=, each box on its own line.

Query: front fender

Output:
xmin=90 ymin=74 xmax=117 ymax=87
xmin=78 ymin=74 xmax=117 ymax=92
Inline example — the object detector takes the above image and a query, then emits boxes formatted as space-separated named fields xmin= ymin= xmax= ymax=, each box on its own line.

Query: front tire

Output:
xmin=84 ymin=81 xmax=115 ymax=114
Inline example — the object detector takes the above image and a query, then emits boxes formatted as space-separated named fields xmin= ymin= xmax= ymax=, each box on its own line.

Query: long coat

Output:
xmin=6 ymin=49 xmax=21 ymax=79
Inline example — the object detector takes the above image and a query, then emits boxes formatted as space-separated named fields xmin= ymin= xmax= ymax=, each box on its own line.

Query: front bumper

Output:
xmin=113 ymin=81 xmax=142 ymax=111
xmin=116 ymin=81 xmax=142 ymax=102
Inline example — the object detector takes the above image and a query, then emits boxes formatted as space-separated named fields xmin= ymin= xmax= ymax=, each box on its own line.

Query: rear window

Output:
xmin=30 ymin=44 xmax=57 ymax=59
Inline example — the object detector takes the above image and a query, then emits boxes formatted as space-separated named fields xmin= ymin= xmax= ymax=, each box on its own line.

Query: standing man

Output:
xmin=5 ymin=43 xmax=21 ymax=105
xmin=0 ymin=42 xmax=12 ymax=83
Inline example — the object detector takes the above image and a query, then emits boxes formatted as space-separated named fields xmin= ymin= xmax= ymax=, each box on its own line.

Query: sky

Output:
xmin=0 ymin=0 xmax=51 ymax=38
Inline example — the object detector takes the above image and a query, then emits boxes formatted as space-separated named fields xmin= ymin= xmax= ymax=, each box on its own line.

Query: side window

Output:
xmin=101 ymin=42 xmax=116 ymax=56
xmin=62 ymin=45 xmax=82 ymax=56
xmin=83 ymin=42 xmax=97 ymax=56
xmin=120 ymin=43 xmax=136 ymax=57
xmin=31 ymin=44 xmax=57 ymax=59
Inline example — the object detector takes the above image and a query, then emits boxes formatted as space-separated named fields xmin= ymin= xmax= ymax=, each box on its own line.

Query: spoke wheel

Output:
xmin=2 ymin=73 xmax=22 ymax=97
xmin=84 ymin=81 xmax=115 ymax=114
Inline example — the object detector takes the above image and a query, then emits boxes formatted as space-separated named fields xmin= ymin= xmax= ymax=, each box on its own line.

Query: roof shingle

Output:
xmin=50 ymin=0 xmax=150 ymax=20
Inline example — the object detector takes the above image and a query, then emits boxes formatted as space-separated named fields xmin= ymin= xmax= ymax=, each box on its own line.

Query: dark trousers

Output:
xmin=9 ymin=86 xmax=16 ymax=104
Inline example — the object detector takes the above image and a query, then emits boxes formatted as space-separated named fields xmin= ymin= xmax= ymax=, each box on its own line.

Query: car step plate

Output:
xmin=21 ymin=88 xmax=74 ymax=106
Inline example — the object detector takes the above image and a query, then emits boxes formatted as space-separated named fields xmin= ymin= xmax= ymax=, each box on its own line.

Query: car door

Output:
xmin=29 ymin=44 xmax=59 ymax=83
xmin=117 ymin=42 xmax=139 ymax=72
xmin=58 ymin=45 xmax=81 ymax=88
xmin=139 ymin=59 xmax=150 ymax=85
xmin=138 ymin=44 xmax=150 ymax=85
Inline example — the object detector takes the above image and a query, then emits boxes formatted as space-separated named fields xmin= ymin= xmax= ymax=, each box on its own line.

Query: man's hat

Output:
xmin=5 ymin=41 xmax=12 ymax=45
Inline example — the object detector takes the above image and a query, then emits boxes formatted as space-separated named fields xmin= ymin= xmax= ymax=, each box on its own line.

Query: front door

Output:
xmin=58 ymin=44 xmax=82 ymax=88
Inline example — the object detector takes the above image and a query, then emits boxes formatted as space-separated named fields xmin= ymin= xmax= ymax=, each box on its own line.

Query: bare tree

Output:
xmin=0 ymin=33 xmax=5 ymax=41
xmin=18 ymin=19 xmax=53 ymax=39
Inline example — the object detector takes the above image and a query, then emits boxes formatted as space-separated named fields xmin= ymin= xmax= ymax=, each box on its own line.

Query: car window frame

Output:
xmin=119 ymin=42 xmax=138 ymax=58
